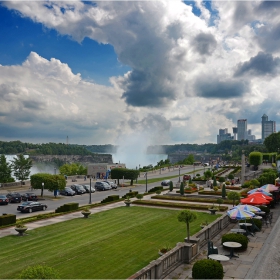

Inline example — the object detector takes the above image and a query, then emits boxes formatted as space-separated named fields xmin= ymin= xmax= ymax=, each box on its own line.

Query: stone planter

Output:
xmin=15 ymin=227 xmax=28 ymax=236
xmin=208 ymin=209 xmax=217 ymax=215
xmin=81 ymin=211 xmax=91 ymax=218
xmin=124 ymin=202 xmax=131 ymax=207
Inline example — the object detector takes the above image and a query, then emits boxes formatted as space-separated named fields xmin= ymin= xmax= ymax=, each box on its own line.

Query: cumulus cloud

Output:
xmin=1 ymin=0 xmax=280 ymax=146
xmin=234 ymin=52 xmax=280 ymax=77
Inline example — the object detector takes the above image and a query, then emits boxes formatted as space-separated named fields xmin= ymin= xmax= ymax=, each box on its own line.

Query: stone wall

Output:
xmin=29 ymin=154 xmax=113 ymax=165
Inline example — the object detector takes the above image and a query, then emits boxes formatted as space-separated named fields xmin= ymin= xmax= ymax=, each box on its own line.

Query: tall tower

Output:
xmin=232 ymin=127 xmax=237 ymax=140
xmin=237 ymin=119 xmax=247 ymax=141
xmin=262 ymin=114 xmax=276 ymax=140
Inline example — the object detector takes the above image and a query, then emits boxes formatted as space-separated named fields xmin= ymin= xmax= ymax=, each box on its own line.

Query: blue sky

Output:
xmin=0 ymin=0 xmax=280 ymax=152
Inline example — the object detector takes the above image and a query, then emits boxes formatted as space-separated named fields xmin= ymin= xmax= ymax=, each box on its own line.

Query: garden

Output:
xmin=0 ymin=207 xmax=219 ymax=279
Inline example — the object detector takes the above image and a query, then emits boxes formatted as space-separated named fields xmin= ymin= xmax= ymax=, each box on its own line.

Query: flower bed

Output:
xmin=225 ymin=186 xmax=242 ymax=190
xmin=198 ymin=191 xmax=223 ymax=196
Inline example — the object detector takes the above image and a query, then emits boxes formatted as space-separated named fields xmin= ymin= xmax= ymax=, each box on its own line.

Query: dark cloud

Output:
xmin=195 ymin=77 xmax=248 ymax=99
xmin=22 ymin=100 xmax=44 ymax=110
xmin=256 ymin=1 xmax=280 ymax=13
xmin=192 ymin=33 xmax=217 ymax=56
xmin=171 ymin=116 xmax=190 ymax=121
xmin=234 ymin=52 xmax=280 ymax=77
xmin=120 ymin=70 xmax=176 ymax=107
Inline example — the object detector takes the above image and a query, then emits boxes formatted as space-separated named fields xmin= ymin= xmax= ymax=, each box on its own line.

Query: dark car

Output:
xmin=59 ymin=187 xmax=76 ymax=196
xmin=103 ymin=181 xmax=117 ymax=189
xmin=0 ymin=195 xmax=9 ymax=205
xmin=161 ymin=180 xmax=171 ymax=186
xmin=70 ymin=184 xmax=86 ymax=195
xmin=82 ymin=185 xmax=95 ymax=193
xmin=95 ymin=182 xmax=111 ymax=191
xmin=17 ymin=201 xmax=47 ymax=213
xmin=21 ymin=192 xmax=38 ymax=201
xmin=6 ymin=192 xmax=22 ymax=203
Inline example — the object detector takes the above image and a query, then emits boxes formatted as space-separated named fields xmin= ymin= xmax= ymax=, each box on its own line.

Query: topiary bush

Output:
xmin=259 ymin=205 xmax=270 ymax=213
xmin=222 ymin=233 xmax=248 ymax=250
xmin=18 ymin=265 xmax=60 ymax=279
xmin=192 ymin=259 xmax=223 ymax=279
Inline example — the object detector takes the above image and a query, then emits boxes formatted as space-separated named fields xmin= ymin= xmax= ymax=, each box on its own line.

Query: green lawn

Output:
xmin=0 ymin=207 xmax=219 ymax=279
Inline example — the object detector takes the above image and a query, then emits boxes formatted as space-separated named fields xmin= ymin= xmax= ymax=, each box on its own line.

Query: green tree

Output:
xmin=216 ymin=198 xmax=224 ymax=209
xmin=264 ymin=131 xmax=280 ymax=153
xmin=227 ymin=191 xmax=240 ymax=206
xmin=177 ymin=210 xmax=197 ymax=242
xmin=180 ymin=182 xmax=185 ymax=195
xmin=19 ymin=265 xmax=60 ymax=279
xmin=59 ymin=163 xmax=87 ymax=176
xmin=213 ymin=176 xmax=217 ymax=187
xmin=204 ymin=170 xmax=212 ymax=180
xmin=30 ymin=173 xmax=66 ymax=196
xmin=169 ymin=181 xmax=174 ymax=192
xmin=111 ymin=168 xmax=139 ymax=185
xmin=249 ymin=152 xmax=263 ymax=170
xmin=221 ymin=184 xmax=226 ymax=198
xmin=0 ymin=155 xmax=13 ymax=183
xmin=11 ymin=154 xmax=32 ymax=186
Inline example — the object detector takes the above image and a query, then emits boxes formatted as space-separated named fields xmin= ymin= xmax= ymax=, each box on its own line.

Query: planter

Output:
xmin=124 ymin=202 xmax=131 ymax=207
xmin=208 ymin=209 xmax=218 ymax=215
xmin=81 ymin=211 xmax=91 ymax=218
xmin=15 ymin=227 xmax=28 ymax=236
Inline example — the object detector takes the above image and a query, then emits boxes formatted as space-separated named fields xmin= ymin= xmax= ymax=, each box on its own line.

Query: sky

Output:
xmin=1 ymin=0 xmax=280 ymax=151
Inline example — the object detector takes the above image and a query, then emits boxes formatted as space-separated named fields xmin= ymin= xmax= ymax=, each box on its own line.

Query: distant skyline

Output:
xmin=1 ymin=1 xmax=280 ymax=148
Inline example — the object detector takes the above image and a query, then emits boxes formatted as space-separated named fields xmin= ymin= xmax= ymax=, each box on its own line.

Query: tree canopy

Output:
xmin=11 ymin=154 xmax=32 ymax=185
xmin=177 ymin=210 xmax=197 ymax=242
xmin=264 ymin=132 xmax=280 ymax=153
xmin=0 ymin=155 xmax=14 ymax=183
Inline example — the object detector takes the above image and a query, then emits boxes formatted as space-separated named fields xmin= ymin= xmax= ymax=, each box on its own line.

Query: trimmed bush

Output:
xmin=122 ymin=191 xmax=138 ymax=198
xmin=148 ymin=186 xmax=163 ymax=193
xmin=136 ymin=194 xmax=143 ymax=200
xmin=0 ymin=214 xmax=16 ymax=226
xmin=222 ymin=233 xmax=248 ymax=250
xmin=259 ymin=205 xmax=270 ymax=213
xmin=18 ymin=265 xmax=60 ymax=279
xmin=101 ymin=195 xmax=120 ymax=203
xmin=55 ymin=202 xmax=79 ymax=213
xmin=192 ymin=259 xmax=223 ymax=279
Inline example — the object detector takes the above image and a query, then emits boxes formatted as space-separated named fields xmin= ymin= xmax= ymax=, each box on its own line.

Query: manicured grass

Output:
xmin=0 ymin=207 xmax=219 ymax=279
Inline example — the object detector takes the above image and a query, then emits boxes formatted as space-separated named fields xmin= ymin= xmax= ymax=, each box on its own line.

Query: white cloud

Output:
xmin=1 ymin=0 xmax=280 ymax=146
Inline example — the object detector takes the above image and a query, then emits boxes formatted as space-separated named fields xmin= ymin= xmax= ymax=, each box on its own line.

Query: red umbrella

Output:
xmin=248 ymin=192 xmax=273 ymax=201
xmin=240 ymin=196 xmax=270 ymax=205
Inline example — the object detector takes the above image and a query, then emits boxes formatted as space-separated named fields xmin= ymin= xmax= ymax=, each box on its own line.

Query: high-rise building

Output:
xmin=217 ymin=128 xmax=234 ymax=144
xmin=237 ymin=119 xmax=247 ymax=140
xmin=261 ymin=114 xmax=276 ymax=140
xmin=232 ymin=127 xmax=237 ymax=140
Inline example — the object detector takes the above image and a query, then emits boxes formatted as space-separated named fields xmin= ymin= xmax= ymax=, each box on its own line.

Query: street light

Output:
xmin=41 ymin=182 xmax=44 ymax=197
xmin=89 ymin=178 xmax=92 ymax=204
xmin=179 ymin=167 xmax=181 ymax=182
xmin=145 ymin=172 xmax=148 ymax=193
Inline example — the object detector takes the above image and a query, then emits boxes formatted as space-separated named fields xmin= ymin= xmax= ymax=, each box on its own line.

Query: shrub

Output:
xmin=101 ymin=195 xmax=120 ymax=203
xmin=18 ymin=265 xmax=60 ymax=279
xmin=148 ymin=186 xmax=163 ymax=193
xmin=259 ymin=205 xmax=270 ymax=213
xmin=222 ymin=233 xmax=248 ymax=250
xmin=55 ymin=203 xmax=79 ymax=213
xmin=155 ymin=190 xmax=161 ymax=195
xmin=122 ymin=191 xmax=138 ymax=198
xmin=136 ymin=194 xmax=143 ymax=200
xmin=192 ymin=259 xmax=223 ymax=279
xmin=225 ymin=181 xmax=230 ymax=185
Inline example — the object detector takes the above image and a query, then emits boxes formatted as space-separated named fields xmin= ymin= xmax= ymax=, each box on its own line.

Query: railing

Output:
xmin=129 ymin=213 xmax=230 ymax=279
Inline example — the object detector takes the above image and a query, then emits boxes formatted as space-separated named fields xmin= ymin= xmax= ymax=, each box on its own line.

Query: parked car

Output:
xmin=95 ymin=182 xmax=111 ymax=191
xmin=82 ymin=185 xmax=95 ymax=193
xmin=17 ymin=201 xmax=48 ymax=213
xmin=103 ymin=181 xmax=118 ymax=189
xmin=59 ymin=187 xmax=76 ymax=196
xmin=70 ymin=184 xmax=86 ymax=195
xmin=6 ymin=192 xmax=22 ymax=203
xmin=161 ymin=180 xmax=171 ymax=186
xmin=0 ymin=195 xmax=9 ymax=205
xmin=21 ymin=192 xmax=38 ymax=201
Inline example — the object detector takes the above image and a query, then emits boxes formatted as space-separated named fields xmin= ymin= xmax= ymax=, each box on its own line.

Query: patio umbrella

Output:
xmin=234 ymin=204 xmax=261 ymax=213
xmin=247 ymin=188 xmax=272 ymax=196
xmin=260 ymin=184 xmax=279 ymax=192
xmin=248 ymin=192 xmax=273 ymax=201
xmin=240 ymin=196 xmax=270 ymax=205
xmin=227 ymin=208 xmax=255 ymax=220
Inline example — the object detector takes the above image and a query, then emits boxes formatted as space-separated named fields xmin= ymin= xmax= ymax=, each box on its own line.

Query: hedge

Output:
xmin=132 ymin=199 xmax=228 ymax=211
xmin=55 ymin=202 xmax=79 ymax=213
xmin=0 ymin=214 xmax=16 ymax=227
xmin=101 ymin=195 xmax=120 ymax=204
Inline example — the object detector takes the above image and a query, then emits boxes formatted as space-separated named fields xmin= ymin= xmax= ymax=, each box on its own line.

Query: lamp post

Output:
xmin=145 ymin=172 xmax=148 ymax=193
xmin=89 ymin=178 xmax=92 ymax=204
xmin=179 ymin=167 xmax=181 ymax=182
xmin=41 ymin=182 xmax=44 ymax=197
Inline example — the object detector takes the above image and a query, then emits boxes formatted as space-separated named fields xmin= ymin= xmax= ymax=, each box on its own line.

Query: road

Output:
xmin=1 ymin=166 xmax=198 ymax=217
